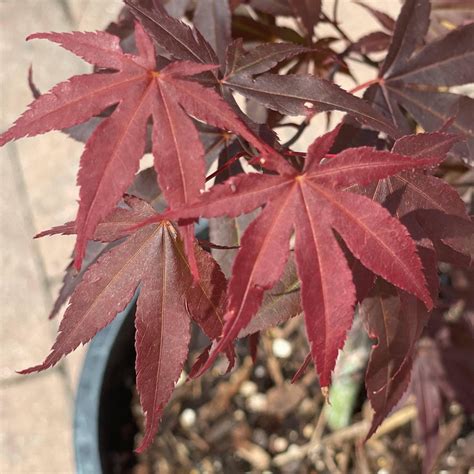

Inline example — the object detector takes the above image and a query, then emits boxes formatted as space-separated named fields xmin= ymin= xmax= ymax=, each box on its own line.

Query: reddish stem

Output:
xmin=205 ymin=151 xmax=247 ymax=182
xmin=348 ymin=77 xmax=382 ymax=94
xmin=197 ymin=239 xmax=240 ymax=250
xmin=285 ymin=150 xmax=306 ymax=157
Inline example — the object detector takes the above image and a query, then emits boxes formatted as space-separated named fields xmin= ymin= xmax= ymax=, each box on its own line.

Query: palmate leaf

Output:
xmin=43 ymin=169 xmax=163 ymax=320
xmin=361 ymin=282 xmax=430 ymax=438
xmin=160 ymin=126 xmax=442 ymax=387
xmin=0 ymin=22 xmax=285 ymax=270
xmin=379 ymin=0 xmax=430 ymax=78
xmin=429 ymin=0 xmax=474 ymax=40
xmin=249 ymin=0 xmax=293 ymax=16
xmin=366 ymin=0 xmax=474 ymax=161
xmin=288 ymin=0 xmax=322 ymax=37
xmin=125 ymin=0 xmax=218 ymax=64
xmin=127 ymin=0 xmax=396 ymax=139
xmin=208 ymin=148 xmax=302 ymax=338
xmin=360 ymin=132 xmax=474 ymax=266
xmin=412 ymin=337 xmax=444 ymax=474
xmin=209 ymin=204 xmax=301 ymax=337
xmin=224 ymin=39 xmax=309 ymax=79
xmin=35 ymin=193 xmax=162 ymax=241
xmin=20 ymin=197 xmax=228 ymax=452
xmin=412 ymin=311 xmax=474 ymax=473
xmin=161 ymin=0 xmax=190 ymax=18
xmin=47 ymin=241 xmax=109 ymax=320
xmin=239 ymin=257 xmax=301 ymax=337
xmin=222 ymin=73 xmax=400 ymax=138
xmin=231 ymin=13 xmax=306 ymax=44
xmin=193 ymin=0 xmax=231 ymax=65
xmin=354 ymin=1 xmax=396 ymax=32
xmin=351 ymin=31 xmax=392 ymax=55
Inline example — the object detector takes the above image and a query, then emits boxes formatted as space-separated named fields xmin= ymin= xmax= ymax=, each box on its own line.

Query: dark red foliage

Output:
xmin=2 ymin=0 xmax=473 ymax=460
xmin=365 ymin=0 xmax=474 ymax=161
xmin=361 ymin=282 xmax=430 ymax=438
xmin=411 ymin=268 xmax=474 ymax=473
xmin=160 ymin=131 xmax=442 ymax=388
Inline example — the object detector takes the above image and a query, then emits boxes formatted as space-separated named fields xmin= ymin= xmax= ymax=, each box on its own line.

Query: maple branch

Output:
xmin=321 ymin=12 xmax=351 ymax=43
xmin=333 ymin=0 xmax=340 ymax=25
xmin=236 ymin=136 xmax=256 ymax=158
xmin=281 ymin=120 xmax=309 ymax=148
xmin=321 ymin=12 xmax=379 ymax=68
xmin=273 ymin=122 xmax=301 ymax=130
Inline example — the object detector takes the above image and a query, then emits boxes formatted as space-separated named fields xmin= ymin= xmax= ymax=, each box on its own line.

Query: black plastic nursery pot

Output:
xmin=74 ymin=222 xmax=209 ymax=474
xmin=74 ymin=300 xmax=138 ymax=474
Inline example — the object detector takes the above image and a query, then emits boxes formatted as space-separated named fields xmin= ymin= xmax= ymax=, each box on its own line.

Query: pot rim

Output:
xmin=73 ymin=296 xmax=136 ymax=474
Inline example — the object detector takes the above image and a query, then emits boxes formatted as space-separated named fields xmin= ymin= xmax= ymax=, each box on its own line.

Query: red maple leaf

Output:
xmin=360 ymin=132 xmax=474 ymax=267
xmin=0 ymin=22 xmax=284 ymax=270
xmin=364 ymin=0 xmax=474 ymax=161
xmin=412 ymin=308 xmax=474 ymax=473
xmin=361 ymin=281 xmax=430 ymax=438
xmin=156 ymin=126 xmax=442 ymax=387
xmin=19 ymin=197 xmax=229 ymax=452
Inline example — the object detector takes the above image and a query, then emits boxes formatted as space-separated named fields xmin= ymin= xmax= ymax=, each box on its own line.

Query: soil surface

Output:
xmin=101 ymin=314 xmax=473 ymax=473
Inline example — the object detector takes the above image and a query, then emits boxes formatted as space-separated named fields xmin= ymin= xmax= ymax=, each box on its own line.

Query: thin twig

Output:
xmin=281 ymin=120 xmax=310 ymax=148
xmin=333 ymin=0 xmax=340 ymax=25
xmin=205 ymin=151 xmax=247 ymax=182
xmin=273 ymin=122 xmax=300 ymax=129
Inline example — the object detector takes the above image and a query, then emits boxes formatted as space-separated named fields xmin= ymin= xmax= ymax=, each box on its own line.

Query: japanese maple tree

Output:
xmin=2 ymin=0 xmax=473 ymax=470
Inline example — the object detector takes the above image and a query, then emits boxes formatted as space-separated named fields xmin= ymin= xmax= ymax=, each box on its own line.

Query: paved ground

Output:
xmin=1 ymin=2 xmax=123 ymax=472
xmin=0 ymin=1 xmax=399 ymax=472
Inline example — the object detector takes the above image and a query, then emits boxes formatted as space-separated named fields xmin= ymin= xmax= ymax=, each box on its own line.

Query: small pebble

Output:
xmin=449 ymin=402 xmax=462 ymax=415
xmin=315 ymin=460 xmax=325 ymax=471
xmin=246 ymin=393 xmax=268 ymax=413
xmin=253 ymin=428 xmax=268 ymax=447
xmin=272 ymin=437 xmax=288 ymax=453
xmin=234 ymin=409 xmax=245 ymax=421
xmin=254 ymin=365 xmax=266 ymax=378
xmin=298 ymin=398 xmax=317 ymax=416
xmin=446 ymin=455 xmax=456 ymax=467
xmin=456 ymin=437 xmax=466 ymax=447
xmin=179 ymin=408 xmax=196 ymax=429
xmin=408 ymin=443 xmax=418 ymax=456
xmin=289 ymin=430 xmax=298 ymax=442
xmin=303 ymin=424 xmax=314 ymax=438
xmin=237 ymin=442 xmax=270 ymax=470
xmin=272 ymin=338 xmax=292 ymax=358
xmin=287 ymin=444 xmax=300 ymax=454
xmin=240 ymin=380 xmax=258 ymax=397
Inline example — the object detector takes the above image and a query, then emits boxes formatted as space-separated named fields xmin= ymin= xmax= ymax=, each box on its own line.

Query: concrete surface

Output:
xmin=1 ymin=2 xmax=123 ymax=472
xmin=0 ymin=1 xmax=399 ymax=472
